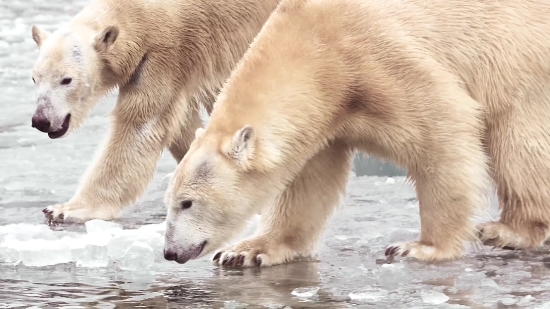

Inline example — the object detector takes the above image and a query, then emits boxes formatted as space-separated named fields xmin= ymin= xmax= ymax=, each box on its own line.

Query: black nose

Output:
xmin=32 ymin=113 xmax=51 ymax=133
xmin=164 ymin=249 xmax=178 ymax=261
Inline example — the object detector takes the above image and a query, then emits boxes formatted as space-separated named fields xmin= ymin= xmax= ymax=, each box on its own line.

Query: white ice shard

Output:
xmin=291 ymin=287 xmax=320 ymax=298
xmin=119 ymin=241 xmax=155 ymax=272
xmin=349 ymin=288 xmax=388 ymax=302
xmin=420 ymin=290 xmax=449 ymax=305
xmin=85 ymin=219 xmax=123 ymax=235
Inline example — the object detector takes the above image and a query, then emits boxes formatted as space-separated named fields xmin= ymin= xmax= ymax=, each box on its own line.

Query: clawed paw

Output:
xmin=41 ymin=202 xmax=121 ymax=225
xmin=476 ymin=222 xmax=525 ymax=250
xmin=212 ymin=250 xmax=264 ymax=267
xmin=385 ymin=241 xmax=461 ymax=262
xmin=384 ymin=245 xmax=410 ymax=261
xmin=212 ymin=237 xmax=293 ymax=268
xmin=42 ymin=205 xmax=65 ymax=226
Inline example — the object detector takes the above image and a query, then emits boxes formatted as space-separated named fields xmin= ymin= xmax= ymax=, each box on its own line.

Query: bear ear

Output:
xmin=31 ymin=25 xmax=50 ymax=49
xmin=195 ymin=127 xmax=205 ymax=140
xmin=93 ymin=25 xmax=119 ymax=52
xmin=226 ymin=125 xmax=256 ymax=169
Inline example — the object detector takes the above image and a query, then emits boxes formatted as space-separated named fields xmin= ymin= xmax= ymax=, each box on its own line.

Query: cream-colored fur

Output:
xmin=29 ymin=0 xmax=282 ymax=223
xmin=164 ymin=0 xmax=550 ymax=266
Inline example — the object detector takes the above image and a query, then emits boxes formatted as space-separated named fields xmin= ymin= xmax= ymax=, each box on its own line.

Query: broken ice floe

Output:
xmin=0 ymin=214 xmax=261 ymax=269
xmin=0 ymin=219 xmax=165 ymax=270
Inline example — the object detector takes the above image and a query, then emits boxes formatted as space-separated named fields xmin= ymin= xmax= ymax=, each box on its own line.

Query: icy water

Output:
xmin=2 ymin=1 xmax=550 ymax=308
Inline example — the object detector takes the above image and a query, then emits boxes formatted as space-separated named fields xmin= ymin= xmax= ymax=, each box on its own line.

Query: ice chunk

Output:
xmin=0 ymin=221 xmax=167 ymax=269
xmin=119 ymin=241 xmax=155 ymax=272
xmin=74 ymin=244 xmax=109 ymax=268
xmin=136 ymin=221 xmax=166 ymax=235
xmin=224 ymin=300 xmax=248 ymax=309
xmin=480 ymin=278 xmax=498 ymax=289
xmin=349 ymin=288 xmax=388 ymax=302
xmin=500 ymin=297 xmax=517 ymax=306
xmin=0 ymin=223 xmax=56 ymax=242
xmin=291 ymin=287 xmax=320 ymax=298
xmin=517 ymin=295 xmax=534 ymax=307
xmin=107 ymin=233 xmax=139 ymax=260
xmin=85 ymin=219 xmax=123 ymax=235
xmin=420 ymin=290 xmax=449 ymax=305
xmin=19 ymin=243 xmax=72 ymax=267
xmin=385 ymin=177 xmax=395 ymax=184
xmin=0 ymin=246 xmax=20 ymax=264
xmin=377 ymin=263 xmax=409 ymax=289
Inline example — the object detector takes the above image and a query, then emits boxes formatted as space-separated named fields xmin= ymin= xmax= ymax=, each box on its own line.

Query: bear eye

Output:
xmin=60 ymin=78 xmax=72 ymax=85
xmin=181 ymin=200 xmax=193 ymax=210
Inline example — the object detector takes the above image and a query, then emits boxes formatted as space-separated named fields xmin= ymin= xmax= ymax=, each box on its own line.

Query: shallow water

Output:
xmin=2 ymin=0 xmax=550 ymax=308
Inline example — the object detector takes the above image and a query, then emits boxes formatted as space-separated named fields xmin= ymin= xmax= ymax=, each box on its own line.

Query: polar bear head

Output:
xmin=163 ymin=125 xmax=278 ymax=264
xmin=29 ymin=24 xmax=119 ymax=139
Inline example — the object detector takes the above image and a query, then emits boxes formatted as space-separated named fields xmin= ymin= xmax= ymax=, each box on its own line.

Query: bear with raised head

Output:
xmin=30 ymin=0 xmax=281 ymax=223
xmin=163 ymin=0 xmax=550 ymax=266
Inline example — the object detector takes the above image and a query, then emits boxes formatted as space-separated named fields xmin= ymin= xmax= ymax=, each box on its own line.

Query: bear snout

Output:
xmin=31 ymin=111 xmax=51 ymax=133
xmin=163 ymin=248 xmax=178 ymax=261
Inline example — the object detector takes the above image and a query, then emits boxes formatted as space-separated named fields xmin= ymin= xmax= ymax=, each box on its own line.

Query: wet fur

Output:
xmin=170 ymin=0 xmax=550 ymax=265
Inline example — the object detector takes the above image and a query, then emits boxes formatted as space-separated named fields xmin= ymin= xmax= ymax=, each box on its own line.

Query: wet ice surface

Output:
xmin=3 ymin=1 xmax=550 ymax=308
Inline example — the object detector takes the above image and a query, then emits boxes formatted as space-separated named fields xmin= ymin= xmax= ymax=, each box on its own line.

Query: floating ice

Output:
xmin=480 ymin=278 xmax=498 ymax=289
xmin=0 ymin=223 xmax=57 ymax=242
xmin=385 ymin=177 xmax=395 ymax=184
xmin=0 ymin=220 xmax=166 ymax=268
xmin=0 ymin=216 xmax=261 ymax=269
xmin=223 ymin=300 xmax=248 ymax=309
xmin=349 ymin=288 xmax=388 ymax=302
xmin=119 ymin=241 xmax=155 ymax=272
xmin=517 ymin=295 xmax=534 ymax=307
xmin=291 ymin=287 xmax=320 ymax=298
xmin=500 ymin=297 xmax=517 ymax=306
xmin=420 ymin=290 xmax=449 ymax=305
xmin=85 ymin=219 xmax=123 ymax=234
xmin=377 ymin=262 xmax=409 ymax=289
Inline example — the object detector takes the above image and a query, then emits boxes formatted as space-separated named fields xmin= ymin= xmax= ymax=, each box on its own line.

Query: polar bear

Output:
xmin=162 ymin=0 xmax=550 ymax=266
xmin=30 ymin=0 xmax=282 ymax=223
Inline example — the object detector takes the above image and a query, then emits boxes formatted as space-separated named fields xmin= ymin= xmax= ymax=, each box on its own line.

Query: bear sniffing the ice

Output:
xmin=29 ymin=0 xmax=282 ymax=223
xmin=163 ymin=0 xmax=550 ymax=266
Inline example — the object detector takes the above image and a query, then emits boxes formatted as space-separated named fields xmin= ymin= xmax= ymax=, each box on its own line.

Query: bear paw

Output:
xmin=212 ymin=237 xmax=294 ymax=268
xmin=43 ymin=204 xmax=67 ymax=226
xmin=42 ymin=203 xmax=120 ymax=225
xmin=385 ymin=241 xmax=461 ymax=262
xmin=476 ymin=222 xmax=528 ymax=250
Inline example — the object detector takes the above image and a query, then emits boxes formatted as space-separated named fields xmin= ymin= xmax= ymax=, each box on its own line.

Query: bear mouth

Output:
xmin=48 ymin=114 xmax=71 ymax=139
xmin=175 ymin=241 xmax=207 ymax=265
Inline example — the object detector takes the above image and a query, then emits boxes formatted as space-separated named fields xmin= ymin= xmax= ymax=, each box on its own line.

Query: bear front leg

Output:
xmin=43 ymin=93 xmax=182 ymax=224
xmin=213 ymin=144 xmax=353 ymax=267
xmin=386 ymin=137 xmax=490 ymax=262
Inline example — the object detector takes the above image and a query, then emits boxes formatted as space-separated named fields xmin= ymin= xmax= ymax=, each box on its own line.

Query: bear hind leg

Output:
xmin=386 ymin=108 xmax=490 ymax=262
xmin=478 ymin=109 xmax=550 ymax=249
